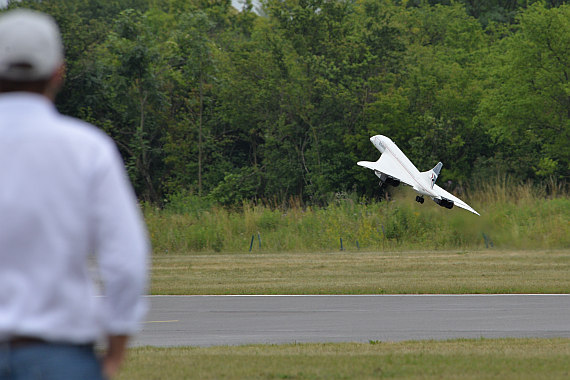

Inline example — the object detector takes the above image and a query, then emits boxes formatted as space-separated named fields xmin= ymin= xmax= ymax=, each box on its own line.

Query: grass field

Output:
xmin=118 ymin=338 xmax=570 ymax=379
xmin=150 ymin=250 xmax=570 ymax=295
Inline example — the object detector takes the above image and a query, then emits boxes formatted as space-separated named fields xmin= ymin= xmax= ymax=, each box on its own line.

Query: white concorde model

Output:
xmin=358 ymin=135 xmax=480 ymax=215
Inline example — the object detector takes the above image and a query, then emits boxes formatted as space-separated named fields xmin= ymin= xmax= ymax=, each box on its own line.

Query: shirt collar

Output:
xmin=0 ymin=92 xmax=58 ymax=118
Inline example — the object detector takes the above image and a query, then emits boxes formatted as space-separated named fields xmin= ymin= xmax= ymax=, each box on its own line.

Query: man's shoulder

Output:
xmin=49 ymin=114 xmax=124 ymax=170
xmin=55 ymin=114 xmax=116 ymax=149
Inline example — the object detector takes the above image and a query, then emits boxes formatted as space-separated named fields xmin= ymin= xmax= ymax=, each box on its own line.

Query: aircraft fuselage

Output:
xmin=370 ymin=135 xmax=437 ymax=198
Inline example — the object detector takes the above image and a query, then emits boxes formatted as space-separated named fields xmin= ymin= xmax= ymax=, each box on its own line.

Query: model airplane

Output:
xmin=358 ymin=135 xmax=480 ymax=215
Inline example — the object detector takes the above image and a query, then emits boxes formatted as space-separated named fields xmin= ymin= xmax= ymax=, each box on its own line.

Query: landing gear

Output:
xmin=415 ymin=196 xmax=424 ymax=204
xmin=435 ymin=198 xmax=454 ymax=209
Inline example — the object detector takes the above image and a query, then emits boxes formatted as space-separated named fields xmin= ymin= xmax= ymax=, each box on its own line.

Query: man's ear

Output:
xmin=44 ymin=63 xmax=65 ymax=101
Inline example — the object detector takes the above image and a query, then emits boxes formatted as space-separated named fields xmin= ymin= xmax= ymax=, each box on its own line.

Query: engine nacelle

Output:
xmin=376 ymin=172 xmax=400 ymax=187
xmin=385 ymin=177 xmax=400 ymax=187
xmin=435 ymin=198 xmax=454 ymax=209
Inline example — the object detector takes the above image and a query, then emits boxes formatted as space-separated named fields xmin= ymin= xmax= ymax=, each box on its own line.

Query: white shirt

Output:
xmin=0 ymin=93 xmax=149 ymax=343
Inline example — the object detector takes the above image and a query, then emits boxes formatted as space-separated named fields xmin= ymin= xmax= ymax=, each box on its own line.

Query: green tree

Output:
xmin=478 ymin=3 xmax=570 ymax=180
xmin=93 ymin=9 xmax=168 ymax=202
xmin=363 ymin=3 xmax=490 ymax=185
xmin=162 ymin=11 xmax=220 ymax=197
xmin=259 ymin=0 xmax=407 ymax=202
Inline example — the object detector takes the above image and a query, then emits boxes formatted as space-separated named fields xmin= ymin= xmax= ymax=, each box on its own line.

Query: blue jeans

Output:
xmin=0 ymin=342 xmax=104 ymax=380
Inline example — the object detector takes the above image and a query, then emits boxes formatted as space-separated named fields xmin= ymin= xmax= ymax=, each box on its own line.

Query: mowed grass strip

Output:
xmin=151 ymin=250 xmax=570 ymax=295
xmin=118 ymin=338 xmax=570 ymax=380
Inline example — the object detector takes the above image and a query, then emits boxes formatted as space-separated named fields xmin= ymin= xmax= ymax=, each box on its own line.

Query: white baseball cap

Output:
xmin=0 ymin=9 xmax=64 ymax=81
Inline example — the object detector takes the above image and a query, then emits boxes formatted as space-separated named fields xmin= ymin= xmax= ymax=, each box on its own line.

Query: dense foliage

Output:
xmin=5 ymin=0 xmax=569 ymax=205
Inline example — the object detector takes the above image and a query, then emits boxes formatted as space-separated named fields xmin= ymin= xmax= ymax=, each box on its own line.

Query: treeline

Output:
xmin=5 ymin=0 xmax=569 ymax=205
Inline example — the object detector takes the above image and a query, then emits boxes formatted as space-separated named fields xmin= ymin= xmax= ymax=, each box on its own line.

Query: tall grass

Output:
xmin=145 ymin=178 xmax=569 ymax=253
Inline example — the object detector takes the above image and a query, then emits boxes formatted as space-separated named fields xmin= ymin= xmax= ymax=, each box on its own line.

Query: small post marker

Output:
xmin=249 ymin=235 xmax=255 ymax=252
xmin=482 ymin=233 xmax=493 ymax=248
xmin=258 ymin=232 xmax=262 ymax=249
xmin=340 ymin=237 xmax=344 ymax=251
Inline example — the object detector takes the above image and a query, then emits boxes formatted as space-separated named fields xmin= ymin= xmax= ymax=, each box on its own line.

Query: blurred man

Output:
xmin=0 ymin=9 xmax=149 ymax=379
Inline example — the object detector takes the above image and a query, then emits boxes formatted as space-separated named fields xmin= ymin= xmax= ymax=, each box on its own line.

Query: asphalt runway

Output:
xmin=132 ymin=295 xmax=570 ymax=347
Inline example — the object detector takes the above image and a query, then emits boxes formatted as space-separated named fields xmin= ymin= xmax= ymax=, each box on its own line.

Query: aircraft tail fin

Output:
xmin=422 ymin=162 xmax=443 ymax=189
xmin=432 ymin=162 xmax=442 ymax=177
